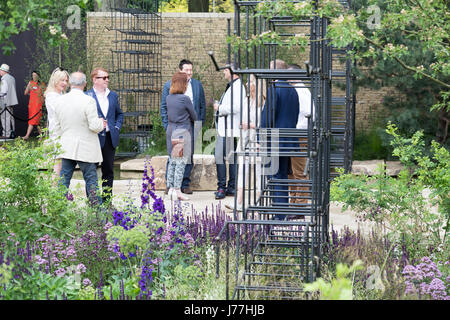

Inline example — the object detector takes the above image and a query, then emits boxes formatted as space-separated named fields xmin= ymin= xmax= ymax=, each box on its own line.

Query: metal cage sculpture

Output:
xmin=109 ymin=0 xmax=162 ymax=156
xmin=214 ymin=0 xmax=355 ymax=299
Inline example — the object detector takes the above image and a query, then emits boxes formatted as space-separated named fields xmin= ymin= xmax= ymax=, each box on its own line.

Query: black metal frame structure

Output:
xmin=109 ymin=0 xmax=162 ymax=156
xmin=214 ymin=0 xmax=355 ymax=299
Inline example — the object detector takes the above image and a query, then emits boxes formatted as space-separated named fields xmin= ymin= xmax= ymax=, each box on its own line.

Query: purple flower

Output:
xmin=66 ymin=192 xmax=74 ymax=201
xmin=55 ymin=268 xmax=66 ymax=277
xmin=402 ymin=256 xmax=449 ymax=300
xmin=82 ymin=278 xmax=92 ymax=287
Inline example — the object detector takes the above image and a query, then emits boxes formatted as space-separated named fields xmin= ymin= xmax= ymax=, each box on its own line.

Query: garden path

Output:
xmin=69 ymin=179 xmax=375 ymax=234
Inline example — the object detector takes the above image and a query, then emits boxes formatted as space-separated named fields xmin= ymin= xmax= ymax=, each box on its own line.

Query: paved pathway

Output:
xmin=70 ymin=178 xmax=374 ymax=234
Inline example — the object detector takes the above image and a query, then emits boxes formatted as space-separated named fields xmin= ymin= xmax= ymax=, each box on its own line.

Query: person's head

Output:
xmin=223 ymin=62 xmax=238 ymax=82
xmin=178 ymin=59 xmax=193 ymax=81
xmin=91 ymin=67 xmax=109 ymax=91
xmin=287 ymin=63 xmax=302 ymax=85
xmin=170 ymin=71 xmax=188 ymax=94
xmin=45 ymin=67 xmax=69 ymax=96
xmin=69 ymin=72 xmax=87 ymax=90
xmin=0 ymin=64 xmax=10 ymax=77
xmin=287 ymin=64 xmax=301 ymax=70
xmin=31 ymin=71 xmax=40 ymax=82
xmin=269 ymin=59 xmax=287 ymax=69
xmin=249 ymin=74 xmax=266 ymax=107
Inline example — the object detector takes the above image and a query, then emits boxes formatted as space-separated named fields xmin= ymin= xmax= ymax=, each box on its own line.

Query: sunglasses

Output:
xmin=95 ymin=76 xmax=109 ymax=80
xmin=51 ymin=66 xmax=68 ymax=75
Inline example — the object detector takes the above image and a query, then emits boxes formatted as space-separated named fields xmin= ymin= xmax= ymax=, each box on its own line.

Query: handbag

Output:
xmin=171 ymin=138 xmax=184 ymax=158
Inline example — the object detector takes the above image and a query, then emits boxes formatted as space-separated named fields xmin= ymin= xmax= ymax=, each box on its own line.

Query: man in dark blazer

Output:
xmin=260 ymin=60 xmax=299 ymax=220
xmin=160 ymin=59 xmax=206 ymax=194
xmin=86 ymin=67 xmax=124 ymax=203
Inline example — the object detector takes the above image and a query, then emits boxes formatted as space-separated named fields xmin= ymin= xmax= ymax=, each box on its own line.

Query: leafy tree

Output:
xmin=347 ymin=0 xmax=449 ymax=148
xmin=0 ymin=0 xmax=100 ymax=55
xmin=229 ymin=0 xmax=449 ymax=145
xmin=188 ymin=0 xmax=209 ymax=12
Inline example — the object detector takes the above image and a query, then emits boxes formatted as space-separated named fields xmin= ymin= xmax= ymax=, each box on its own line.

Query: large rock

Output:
xmin=385 ymin=161 xmax=405 ymax=176
xmin=351 ymin=160 xmax=385 ymax=176
xmin=120 ymin=155 xmax=219 ymax=191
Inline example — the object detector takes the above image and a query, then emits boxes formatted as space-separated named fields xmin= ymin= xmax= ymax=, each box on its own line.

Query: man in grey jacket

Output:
xmin=0 ymin=64 xmax=18 ymax=139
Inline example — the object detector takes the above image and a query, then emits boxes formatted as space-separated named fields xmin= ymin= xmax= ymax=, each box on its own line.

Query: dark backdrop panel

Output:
xmin=0 ymin=29 xmax=37 ymax=137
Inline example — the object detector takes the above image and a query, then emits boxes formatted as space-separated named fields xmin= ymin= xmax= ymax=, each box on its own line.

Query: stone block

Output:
xmin=351 ymin=160 xmax=385 ymax=176
xmin=385 ymin=161 xmax=405 ymax=176
xmin=120 ymin=155 xmax=219 ymax=191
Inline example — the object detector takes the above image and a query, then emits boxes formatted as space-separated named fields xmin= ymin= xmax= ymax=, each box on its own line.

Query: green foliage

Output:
xmin=230 ymin=0 xmax=449 ymax=138
xmin=304 ymin=260 xmax=364 ymax=300
xmin=142 ymin=110 xmax=167 ymax=156
xmin=331 ymin=124 xmax=450 ymax=260
xmin=387 ymin=123 xmax=450 ymax=235
xmin=160 ymin=0 xmax=233 ymax=13
xmin=163 ymin=264 xmax=202 ymax=299
xmin=0 ymin=0 xmax=99 ymax=55
xmin=2 ymin=266 xmax=79 ymax=300
xmin=0 ymin=139 xmax=77 ymax=243
xmin=353 ymin=126 xmax=390 ymax=160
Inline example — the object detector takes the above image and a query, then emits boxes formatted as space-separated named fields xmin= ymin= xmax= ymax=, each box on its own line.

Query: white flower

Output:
xmin=49 ymin=25 xmax=58 ymax=35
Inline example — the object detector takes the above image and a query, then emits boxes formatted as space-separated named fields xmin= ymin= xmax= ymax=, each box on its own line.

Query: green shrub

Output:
xmin=0 ymin=139 xmax=77 ymax=244
xmin=331 ymin=123 xmax=449 ymax=261
xmin=353 ymin=127 xmax=390 ymax=160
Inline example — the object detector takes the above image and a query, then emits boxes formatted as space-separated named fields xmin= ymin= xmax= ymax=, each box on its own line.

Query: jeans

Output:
xmin=215 ymin=136 xmax=237 ymax=191
xmin=60 ymin=158 xmax=101 ymax=206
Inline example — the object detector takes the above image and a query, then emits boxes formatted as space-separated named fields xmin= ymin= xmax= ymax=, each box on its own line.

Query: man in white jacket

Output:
xmin=213 ymin=63 xmax=247 ymax=200
xmin=53 ymin=71 xmax=107 ymax=205
xmin=0 ymin=64 xmax=18 ymax=139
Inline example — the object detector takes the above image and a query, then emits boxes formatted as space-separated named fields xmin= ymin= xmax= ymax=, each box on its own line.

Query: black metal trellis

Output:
xmin=214 ymin=0 xmax=355 ymax=300
xmin=109 ymin=0 xmax=162 ymax=156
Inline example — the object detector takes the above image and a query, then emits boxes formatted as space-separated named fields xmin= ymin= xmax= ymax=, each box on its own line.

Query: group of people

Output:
xmin=0 ymin=63 xmax=123 ymax=206
xmin=1 ymin=57 xmax=313 ymax=213
xmin=161 ymin=58 xmax=313 ymax=218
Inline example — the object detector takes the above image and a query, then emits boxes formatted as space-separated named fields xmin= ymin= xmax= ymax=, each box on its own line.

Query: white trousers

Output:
xmin=0 ymin=104 xmax=14 ymax=137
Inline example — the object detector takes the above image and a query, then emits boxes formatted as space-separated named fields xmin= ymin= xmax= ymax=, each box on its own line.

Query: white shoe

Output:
xmin=225 ymin=203 xmax=242 ymax=212
xmin=175 ymin=189 xmax=189 ymax=201
xmin=168 ymin=188 xmax=176 ymax=201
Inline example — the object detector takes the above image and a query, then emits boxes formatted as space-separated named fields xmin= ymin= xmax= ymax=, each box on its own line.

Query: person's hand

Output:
xmin=102 ymin=118 xmax=108 ymax=129
xmin=213 ymin=100 xmax=219 ymax=111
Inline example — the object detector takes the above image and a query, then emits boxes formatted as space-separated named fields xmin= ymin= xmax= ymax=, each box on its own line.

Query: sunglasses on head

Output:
xmin=95 ymin=76 xmax=109 ymax=80
xmin=51 ymin=66 xmax=67 ymax=75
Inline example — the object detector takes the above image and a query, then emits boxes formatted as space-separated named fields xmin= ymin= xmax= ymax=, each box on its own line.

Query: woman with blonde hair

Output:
xmin=44 ymin=67 xmax=69 ymax=178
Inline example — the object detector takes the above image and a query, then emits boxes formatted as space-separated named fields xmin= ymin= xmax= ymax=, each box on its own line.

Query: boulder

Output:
xmin=351 ymin=160 xmax=385 ymax=176
xmin=120 ymin=155 xmax=219 ymax=191
xmin=385 ymin=161 xmax=405 ymax=176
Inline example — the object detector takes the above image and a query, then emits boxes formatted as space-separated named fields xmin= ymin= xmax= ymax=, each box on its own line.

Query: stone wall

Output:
xmin=86 ymin=12 xmax=392 ymax=131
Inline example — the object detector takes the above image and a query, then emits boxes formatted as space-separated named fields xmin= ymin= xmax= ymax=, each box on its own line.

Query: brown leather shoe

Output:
xmin=181 ymin=187 xmax=193 ymax=194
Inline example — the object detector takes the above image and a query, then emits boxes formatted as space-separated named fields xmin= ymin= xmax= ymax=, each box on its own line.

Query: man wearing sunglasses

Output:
xmin=86 ymin=67 xmax=124 ymax=204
